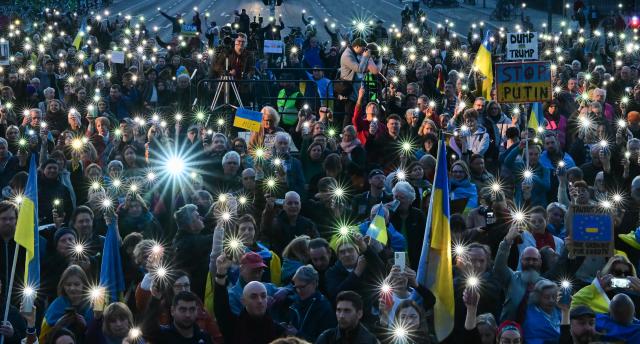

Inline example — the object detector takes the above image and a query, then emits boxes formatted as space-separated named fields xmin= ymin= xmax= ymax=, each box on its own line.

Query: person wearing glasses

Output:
xmin=210 ymin=33 xmax=255 ymax=80
xmin=275 ymin=265 xmax=336 ymax=342
xmin=572 ymin=255 xmax=640 ymax=316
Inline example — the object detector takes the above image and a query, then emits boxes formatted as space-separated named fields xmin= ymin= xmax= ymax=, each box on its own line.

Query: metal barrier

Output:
xmin=194 ymin=77 xmax=357 ymax=115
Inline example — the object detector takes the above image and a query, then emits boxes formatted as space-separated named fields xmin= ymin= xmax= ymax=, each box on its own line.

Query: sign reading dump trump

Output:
xmin=506 ymin=32 xmax=538 ymax=60
xmin=495 ymin=61 xmax=552 ymax=103
xmin=566 ymin=205 xmax=614 ymax=257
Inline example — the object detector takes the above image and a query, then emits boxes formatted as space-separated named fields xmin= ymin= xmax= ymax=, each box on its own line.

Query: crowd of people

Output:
xmin=0 ymin=1 xmax=639 ymax=344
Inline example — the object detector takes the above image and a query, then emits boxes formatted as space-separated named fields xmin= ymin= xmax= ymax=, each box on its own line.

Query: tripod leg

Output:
xmin=230 ymin=82 xmax=244 ymax=108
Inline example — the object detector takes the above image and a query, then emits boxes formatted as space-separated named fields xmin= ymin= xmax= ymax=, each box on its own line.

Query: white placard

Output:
xmin=0 ymin=41 xmax=9 ymax=66
xmin=110 ymin=51 xmax=125 ymax=64
xmin=506 ymin=32 xmax=539 ymax=60
xmin=264 ymin=40 xmax=284 ymax=54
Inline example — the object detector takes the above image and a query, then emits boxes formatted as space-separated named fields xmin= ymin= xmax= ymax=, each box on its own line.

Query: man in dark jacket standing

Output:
xmin=278 ymin=265 xmax=336 ymax=341
xmin=214 ymin=253 xmax=285 ymax=344
xmin=172 ymin=204 xmax=212 ymax=299
xmin=316 ymin=291 xmax=379 ymax=344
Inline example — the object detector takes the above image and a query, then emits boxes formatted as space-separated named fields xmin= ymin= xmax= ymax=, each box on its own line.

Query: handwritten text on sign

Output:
xmin=495 ymin=61 xmax=552 ymax=103
xmin=506 ymin=32 xmax=538 ymax=60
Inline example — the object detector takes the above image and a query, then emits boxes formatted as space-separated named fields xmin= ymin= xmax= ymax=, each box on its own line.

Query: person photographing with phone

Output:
xmin=572 ymin=255 xmax=640 ymax=316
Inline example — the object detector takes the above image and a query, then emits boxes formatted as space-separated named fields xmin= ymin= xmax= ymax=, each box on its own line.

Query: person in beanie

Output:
xmin=559 ymin=305 xmax=597 ymax=344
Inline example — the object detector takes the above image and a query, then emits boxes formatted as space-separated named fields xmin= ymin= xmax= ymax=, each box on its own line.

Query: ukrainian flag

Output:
xmin=99 ymin=221 xmax=125 ymax=303
xmin=528 ymin=102 xmax=544 ymax=132
xmin=365 ymin=204 xmax=388 ymax=245
xmin=14 ymin=155 xmax=40 ymax=291
xmin=72 ymin=19 xmax=86 ymax=50
xmin=417 ymin=135 xmax=454 ymax=342
xmin=473 ymin=30 xmax=494 ymax=100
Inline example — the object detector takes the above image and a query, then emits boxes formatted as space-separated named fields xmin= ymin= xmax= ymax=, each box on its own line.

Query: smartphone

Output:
xmin=275 ymin=199 xmax=284 ymax=206
xmin=394 ymin=252 xmax=406 ymax=272
xmin=611 ymin=278 xmax=631 ymax=289
xmin=485 ymin=211 xmax=496 ymax=225
xmin=560 ymin=287 xmax=571 ymax=305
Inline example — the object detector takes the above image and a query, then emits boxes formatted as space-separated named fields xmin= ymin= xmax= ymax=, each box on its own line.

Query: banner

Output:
xmin=264 ymin=40 xmax=285 ymax=54
xmin=181 ymin=24 xmax=198 ymax=37
xmin=506 ymin=32 xmax=539 ymax=60
xmin=566 ymin=205 xmax=614 ymax=257
xmin=495 ymin=61 xmax=552 ymax=103
xmin=110 ymin=51 xmax=125 ymax=64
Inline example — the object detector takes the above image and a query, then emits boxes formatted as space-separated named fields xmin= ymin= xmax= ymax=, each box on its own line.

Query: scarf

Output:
xmin=532 ymin=231 xmax=556 ymax=250
xmin=339 ymin=138 xmax=361 ymax=154
xmin=44 ymin=296 xmax=93 ymax=325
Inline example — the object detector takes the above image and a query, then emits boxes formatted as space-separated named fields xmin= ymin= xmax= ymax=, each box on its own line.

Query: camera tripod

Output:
xmin=206 ymin=59 xmax=244 ymax=128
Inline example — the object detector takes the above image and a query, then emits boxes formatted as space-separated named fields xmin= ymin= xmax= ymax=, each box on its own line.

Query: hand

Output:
xmin=358 ymin=85 xmax=365 ymax=100
xmin=378 ymin=299 xmax=390 ymax=326
xmin=39 ymin=125 xmax=49 ymax=140
xmin=354 ymin=255 xmax=367 ymax=277
xmin=53 ymin=210 xmax=65 ymax=229
xmin=404 ymin=267 xmax=418 ymax=288
xmin=362 ymin=50 xmax=371 ymax=58
xmin=0 ymin=321 xmax=13 ymax=338
xmin=463 ymin=288 xmax=479 ymax=308
xmin=354 ymin=233 xmax=368 ymax=252
xmin=285 ymin=324 xmax=298 ymax=336
xmin=20 ymin=305 xmax=36 ymax=328
xmin=216 ymin=253 xmax=232 ymax=275
xmin=272 ymin=288 xmax=291 ymax=304
xmin=518 ymin=139 xmax=528 ymax=150
xmin=265 ymin=195 xmax=275 ymax=211
xmin=597 ymin=271 xmax=613 ymax=292
xmin=505 ymin=225 xmax=521 ymax=243
xmin=564 ymin=236 xmax=573 ymax=255
xmin=629 ymin=276 xmax=640 ymax=292
xmin=368 ymin=121 xmax=378 ymax=135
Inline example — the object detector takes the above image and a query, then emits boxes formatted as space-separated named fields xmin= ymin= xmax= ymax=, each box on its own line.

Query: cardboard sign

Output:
xmin=233 ymin=108 xmax=262 ymax=132
xmin=0 ymin=41 xmax=9 ymax=66
xmin=506 ymin=32 xmax=539 ymax=60
xmin=566 ymin=205 xmax=614 ymax=257
xmin=264 ymin=40 xmax=284 ymax=54
xmin=110 ymin=51 xmax=125 ymax=64
xmin=495 ymin=61 xmax=552 ymax=103
xmin=181 ymin=24 xmax=198 ymax=37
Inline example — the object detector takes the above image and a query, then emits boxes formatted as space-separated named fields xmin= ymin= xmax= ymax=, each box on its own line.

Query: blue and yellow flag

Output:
xmin=417 ymin=136 xmax=454 ymax=341
xmin=72 ymin=19 xmax=86 ymax=50
xmin=365 ymin=204 xmax=388 ymax=245
xmin=99 ymin=221 xmax=125 ymax=303
xmin=473 ymin=30 xmax=494 ymax=100
xmin=233 ymin=108 xmax=262 ymax=132
xmin=14 ymin=155 xmax=40 ymax=290
xmin=528 ymin=102 xmax=544 ymax=132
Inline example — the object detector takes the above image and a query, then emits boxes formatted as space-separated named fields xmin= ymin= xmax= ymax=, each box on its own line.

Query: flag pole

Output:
xmin=0 ymin=247 xmax=19 ymax=344
xmin=525 ymin=104 xmax=529 ymax=169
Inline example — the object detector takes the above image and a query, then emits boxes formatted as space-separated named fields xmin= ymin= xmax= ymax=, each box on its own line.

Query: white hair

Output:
xmin=275 ymin=131 xmax=291 ymax=144
xmin=222 ymin=151 xmax=240 ymax=165
xmin=392 ymin=181 xmax=416 ymax=203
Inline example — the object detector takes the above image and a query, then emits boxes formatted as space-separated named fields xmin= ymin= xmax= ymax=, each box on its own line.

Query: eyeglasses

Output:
xmin=612 ymin=269 xmax=631 ymax=277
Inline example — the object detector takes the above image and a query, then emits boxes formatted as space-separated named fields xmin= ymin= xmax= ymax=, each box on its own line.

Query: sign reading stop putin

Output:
xmin=506 ymin=32 xmax=539 ymax=60
xmin=495 ymin=61 xmax=552 ymax=104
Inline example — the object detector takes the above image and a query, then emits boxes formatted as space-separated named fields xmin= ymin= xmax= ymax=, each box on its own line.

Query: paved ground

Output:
xmin=103 ymin=0 xmax=566 ymax=43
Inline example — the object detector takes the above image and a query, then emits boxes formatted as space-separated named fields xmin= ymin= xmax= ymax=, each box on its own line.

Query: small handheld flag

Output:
xmin=366 ymin=204 xmax=388 ymax=245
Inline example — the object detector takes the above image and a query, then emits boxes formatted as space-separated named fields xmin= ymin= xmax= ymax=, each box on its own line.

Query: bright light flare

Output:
xmin=165 ymin=156 xmax=186 ymax=176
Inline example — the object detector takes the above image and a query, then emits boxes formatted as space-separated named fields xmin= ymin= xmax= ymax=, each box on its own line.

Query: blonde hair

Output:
xmin=57 ymin=265 xmax=89 ymax=297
